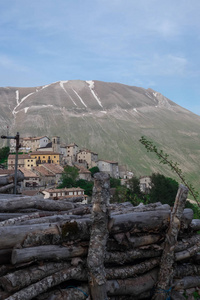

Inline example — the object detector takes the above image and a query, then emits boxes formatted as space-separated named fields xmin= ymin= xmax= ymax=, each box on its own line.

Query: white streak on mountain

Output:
xmin=72 ymin=88 xmax=87 ymax=108
xmin=59 ymin=81 xmax=77 ymax=106
xmin=86 ymin=80 xmax=103 ymax=108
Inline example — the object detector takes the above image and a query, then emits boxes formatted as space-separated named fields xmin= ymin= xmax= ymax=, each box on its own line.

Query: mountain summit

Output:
xmin=1 ymin=80 xmax=200 ymax=189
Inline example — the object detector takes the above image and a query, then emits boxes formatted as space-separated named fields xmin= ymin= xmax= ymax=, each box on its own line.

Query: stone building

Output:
xmin=97 ymin=159 xmax=119 ymax=179
xmin=20 ymin=136 xmax=50 ymax=152
xmin=77 ymin=149 xmax=98 ymax=169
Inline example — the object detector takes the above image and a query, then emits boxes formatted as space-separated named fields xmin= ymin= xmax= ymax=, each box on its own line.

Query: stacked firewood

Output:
xmin=0 ymin=173 xmax=200 ymax=300
xmin=0 ymin=171 xmax=24 ymax=193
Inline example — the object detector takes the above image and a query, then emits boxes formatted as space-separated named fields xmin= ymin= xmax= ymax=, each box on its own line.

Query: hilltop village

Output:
xmin=0 ymin=135 xmax=150 ymax=199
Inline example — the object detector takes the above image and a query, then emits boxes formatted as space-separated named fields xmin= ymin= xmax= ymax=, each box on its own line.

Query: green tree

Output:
xmin=113 ymin=186 xmax=129 ymax=203
xmin=59 ymin=165 xmax=79 ymax=188
xmin=75 ymin=179 xmax=94 ymax=197
xmin=110 ymin=177 xmax=121 ymax=188
xmin=89 ymin=166 xmax=99 ymax=177
xmin=139 ymin=136 xmax=199 ymax=205
xmin=149 ymin=173 xmax=179 ymax=206
xmin=128 ymin=176 xmax=142 ymax=197
xmin=0 ymin=146 xmax=10 ymax=164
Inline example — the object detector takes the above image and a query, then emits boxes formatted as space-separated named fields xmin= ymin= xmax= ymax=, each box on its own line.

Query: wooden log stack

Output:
xmin=0 ymin=171 xmax=24 ymax=193
xmin=0 ymin=172 xmax=199 ymax=299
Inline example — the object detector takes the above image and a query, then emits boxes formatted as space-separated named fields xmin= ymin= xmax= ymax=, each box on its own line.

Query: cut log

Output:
xmin=0 ymin=223 xmax=59 ymax=249
xmin=0 ymin=172 xmax=24 ymax=186
xmin=4 ymin=264 xmax=87 ymax=300
xmin=106 ymin=257 xmax=160 ymax=279
xmin=18 ymin=213 xmax=84 ymax=226
xmin=106 ymin=268 xmax=158 ymax=296
xmin=87 ymin=172 xmax=110 ymax=300
xmin=34 ymin=285 xmax=89 ymax=300
xmin=0 ymin=212 xmax=56 ymax=227
xmin=108 ymin=209 xmax=171 ymax=234
xmin=0 ymin=262 xmax=70 ymax=292
xmin=0 ymin=183 xmax=15 ymax=192
xmin=175 ymin=234 xmax=200 ymax=252
xmin=105 ymin=248 xmax=162 ymax=265
xmin=175 ymin=263 xmax=200 ymax=278
xmin=0 ymin=198 xmax=75 ymax=212
xmin=12 ymin=245 xmax=88 ymax=265
xmin=125 ymin=233 xmax=163 ymax=248
xmin=153 ymin=184 xmax=188 ymax=300
xmin=174 ymin=276 xmax=200 ymax=290
xmin=190 ymin=219 xmax=200 ymax=231
xmin=175 ymin=242 xmax=200 ymax=261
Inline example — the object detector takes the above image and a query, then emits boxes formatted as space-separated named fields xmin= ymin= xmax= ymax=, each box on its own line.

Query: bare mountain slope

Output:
xmin=1 ymin=80 xmax=200 ymax=192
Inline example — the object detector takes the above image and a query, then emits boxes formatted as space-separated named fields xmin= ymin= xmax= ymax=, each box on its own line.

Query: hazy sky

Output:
xmin=1 ymin=0 xmax=200 ymax=115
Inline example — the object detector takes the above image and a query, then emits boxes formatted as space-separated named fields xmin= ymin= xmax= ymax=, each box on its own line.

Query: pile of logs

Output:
xmin=0 ymin=172 xmax=200 ymax=299
xmin=0 ymin=171 xmax=24 ymax=194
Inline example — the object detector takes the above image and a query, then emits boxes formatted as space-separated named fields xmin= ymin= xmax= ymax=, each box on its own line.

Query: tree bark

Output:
xmin=173 ymin=276 xmax=200 ymax=290
xmin=4 ymin=264 xmax=87 ymax=300
xmin=0 ymin=172 xmax=24 ymax=186
xmin=175 ymin=242 xmax=200 ymax=261
xmin=106 ymin=268 xmax=158 ymax=296
xmin=106 ymin=257 xmax=160 ymax=279
xmin=34 ymin=285 xmax=89 ymax=300
xmin=12 ymin=245 xmax=88 ymax=265
xmin=153 ymin=184 xmax=188 ymax=300
xmin=190 ymin=219 xmax=200 ymax=231
xmin=0 ymin=262 xmax=70 ymax=292
xmin=0 ymin=183 xmax=15 ymax=192
xmin=0 ymin=223 xmax=59 ymax=249
xmin=0 ymin=198 xmax=75 ymax=212
xmin=87 ymin=172 xmax=110 ymax=300
xmin=108 ymin=209 xmax=171 ymax=234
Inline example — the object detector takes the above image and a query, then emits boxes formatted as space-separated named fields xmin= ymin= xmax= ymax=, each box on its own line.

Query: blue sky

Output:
xmin=1 ymin=0 xmax=200 ymax=115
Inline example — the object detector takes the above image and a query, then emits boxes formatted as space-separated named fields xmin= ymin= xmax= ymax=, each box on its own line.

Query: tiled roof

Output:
xmin=42 ymin=163 xmax=64 ymax=174
xmin=75 ymin=165 xmax=91 ymax=174
xmin=38 ymin=142 xmax=52 ymax=149
xmin=21 ymin=190 xmax=41 ymax=196
xmin=67 ymin=143 xmax=78 ymax=147
xmin=18 ymin=167 xmax=39 ymax=178
xmin=78 ymin=149 xmax=98 ymax=155
xmin=31 ymin=151 xmax=60 ymax=155
xmin=33 ymin=166 xmax=55 ymax=177
xmin=8 ymin=154 xmax=31 ymax=159
xmin=44 ymin=187 xmax=84 ymax=193
xmin=0 ymin=170 xmax=15 ymax=175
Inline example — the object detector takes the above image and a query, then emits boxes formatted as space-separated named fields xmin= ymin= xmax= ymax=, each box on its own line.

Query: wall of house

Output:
xmin=24 ymin=158 xmax=36 ymax=169
xmin=30 ymin=153 xmax=60 ymax=166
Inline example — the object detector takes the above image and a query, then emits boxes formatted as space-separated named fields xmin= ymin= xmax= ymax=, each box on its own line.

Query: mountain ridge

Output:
xmin=0 ymin=80 xmax=200 ymax=193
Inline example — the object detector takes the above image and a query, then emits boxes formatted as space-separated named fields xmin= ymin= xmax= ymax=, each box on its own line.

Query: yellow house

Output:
xmin=8 ymin=154 xmax=36 ymax=170
xmin=30 ymin=151 xmax=61 ymax=166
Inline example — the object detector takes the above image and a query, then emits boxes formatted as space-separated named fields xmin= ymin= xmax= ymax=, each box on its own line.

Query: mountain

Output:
xmin=1 ymin=80 xmax=200 ymax=192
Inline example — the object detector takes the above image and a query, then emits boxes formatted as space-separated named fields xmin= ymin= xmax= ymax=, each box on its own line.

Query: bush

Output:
xmin=149 ymin=173 xmax=179 ymax=206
